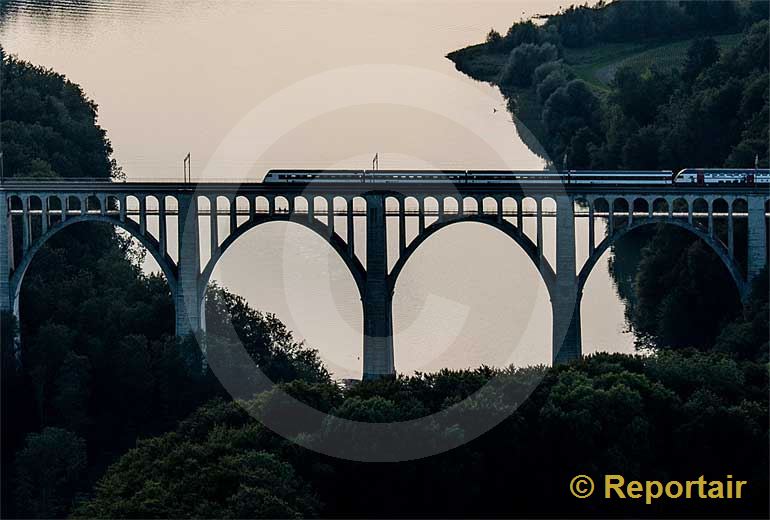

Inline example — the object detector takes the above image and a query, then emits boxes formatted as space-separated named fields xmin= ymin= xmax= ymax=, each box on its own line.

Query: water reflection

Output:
xmin=1 ymin=0 xmax=633 ymax=377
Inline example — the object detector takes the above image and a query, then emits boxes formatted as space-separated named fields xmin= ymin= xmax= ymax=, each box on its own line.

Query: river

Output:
xmin=0 ymin=0 xmax=633 ymax=379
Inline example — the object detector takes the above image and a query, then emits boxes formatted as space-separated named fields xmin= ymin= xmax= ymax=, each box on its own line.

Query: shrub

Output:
xmin=499 ymin=43 xmax=559 ymax=87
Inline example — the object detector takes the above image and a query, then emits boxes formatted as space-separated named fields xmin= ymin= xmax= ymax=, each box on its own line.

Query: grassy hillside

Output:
xmin=450 ymin=33 xmax=744 ymax=93
xmin=565 ymin=33 xmax=743 ymax=88
xmin=448 ymin=32 xmax=746 ymax=153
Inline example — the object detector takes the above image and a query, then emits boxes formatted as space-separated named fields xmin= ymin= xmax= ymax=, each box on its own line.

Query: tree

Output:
xmin=714 ymin=269 xmax=769 ymax=362
xmin=567 ymin=127 xmax=600 ymax=169
xmin=532 ymin=59 xmax=571 ymax=87
xmin=551 ymin=3 xmax=597 ymax=47
xmin=205 ymin=284 xmax=331 ymax=385
xmin=622 ymin=126 xmax=661 ymax=169
xmin=501 ymin=20 xmax=544 ymax=51
xmin=68 ymin=352 xmax=770 ymax=518
xmin=26 ymin=323 xmax=76 ymax=427
xmin=0 ymin=50 xmax=118 ymax=179
xmin=610 ymin=66 xmax=677 ymax=127
xmin=499 ymin=43 xmax=559 ymax=87
xmin=485 ymin=28 xmax=502 ymax=50
xmin=533 ymin=60 xmax=574 ymax=105
xmin=52 ymin=352 xmax=91 ymax=433
xmin=542 ymin=79 xmax=601 ymax=155
xmin=14 ymin=428 xmax=86 ymax=518
xmin=0 ymin=52 xmax=220 ymax=519
xmin=682 ymin=37 xmax=720 ymax=83
xmin=73 ymin=401 xmax=319 ymax=519
xmin=680 ymin=0 xmax=739 ymax=32
xmin=630 ymin=227 xmax=742 ymax=351
xmin=726 ymin=71 xmax=769 ymax=168
xmin=536 ymin=69 xmax=569 ymax=104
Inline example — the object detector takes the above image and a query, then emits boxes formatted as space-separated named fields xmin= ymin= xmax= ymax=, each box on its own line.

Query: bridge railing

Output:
xmin=5 ymin=208 xmax=752 ymax=218
xmin=0 ymin=176 xmax=253 ymax=184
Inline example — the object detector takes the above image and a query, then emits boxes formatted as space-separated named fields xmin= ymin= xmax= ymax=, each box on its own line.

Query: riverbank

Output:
xmin=446 ymin=5 xmax=769 ymax=375
xmin=448 ymin=32 xmax=742 ymax=163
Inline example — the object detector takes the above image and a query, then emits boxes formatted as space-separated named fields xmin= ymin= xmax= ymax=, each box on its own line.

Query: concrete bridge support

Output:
xmin=175 ymin=194 xmax=204 ymax=338
xmin=362 ymin=195 xmax=395 ymax=379
xmin=0 ymin=195 xmax=10 ymax=315
xmin=552 ymin=195 xmax=581 ymax=364
xmin=1 ymin=181 xmax=767 ymax=380
xmin=747 ymin=195 xmax=768 ymax=283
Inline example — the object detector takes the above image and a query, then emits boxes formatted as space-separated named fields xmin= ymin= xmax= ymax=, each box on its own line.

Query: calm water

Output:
xmin=1 ymin=0 xmax=633 ymax=378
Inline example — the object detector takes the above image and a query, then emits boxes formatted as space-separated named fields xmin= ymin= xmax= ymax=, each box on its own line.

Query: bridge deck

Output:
xmin=2 ymin=180 xmax=768 ymax=196
xmin=6 ymin=208 xmax=751 ymax=219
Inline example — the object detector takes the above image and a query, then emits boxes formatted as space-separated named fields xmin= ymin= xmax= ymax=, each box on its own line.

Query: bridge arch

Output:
xmin=481 ymin=196 xmax=497 ymax=215
xmin=463 ymin=196 xmax=479 ymax=215
xmin=577 ymin=219 xmax=747 ymax=301
xmin=387 ymin=214 xmax=556 ymax=297
xmin=632 ymin=197 xmax=649 ymax=215
xmin=27 ymin=195 xmax=43 ymax=212
xmin=652 ymin=198 xmax=669 ymax=215
xmin=199 ymin=214 xmax=367 ymax=301
xmin=9 ymin=214 xmax=179 ymax=317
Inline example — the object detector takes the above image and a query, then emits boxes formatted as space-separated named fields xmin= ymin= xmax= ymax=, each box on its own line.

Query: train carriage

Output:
xmin=263 ymin=168 xmax=769 ymax=185
xmin=675 ymin=168 xmax=770 ymax=184
xmin=566 ymin=170 xmax=672 ymax=185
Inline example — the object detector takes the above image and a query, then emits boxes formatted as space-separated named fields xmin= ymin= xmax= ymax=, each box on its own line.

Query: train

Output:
xmin=673 ymin=168 xmax=770 ymax=184
xmin=262 ymin=168 xmax=770 ymax=185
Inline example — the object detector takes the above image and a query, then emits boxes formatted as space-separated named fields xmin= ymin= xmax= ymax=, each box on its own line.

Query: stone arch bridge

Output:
xmin=1 ymin=179 xmax=767 ymax=378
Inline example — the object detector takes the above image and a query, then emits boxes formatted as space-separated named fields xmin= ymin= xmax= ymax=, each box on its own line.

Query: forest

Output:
xmin=1 ymin=1 xmax=769 ymax=518
xmin=450 ymin=0 xmax=769 ymax=357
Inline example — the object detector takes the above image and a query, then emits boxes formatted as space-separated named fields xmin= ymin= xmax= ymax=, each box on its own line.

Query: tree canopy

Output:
xmin=0 ymin=51 xmax=330 ymax=518
xmin=76 ymin=352 xmax=769 ymax=518
xmin=0 ymin=47 xmax=119 ymax=179
xmin=452 ymin=13 xmax=769 ymax=356
xmin=3 ymin=4 xmax=769 ymax=518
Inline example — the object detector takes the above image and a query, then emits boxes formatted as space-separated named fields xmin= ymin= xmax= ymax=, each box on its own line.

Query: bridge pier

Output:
xmin=552 ymin=195 xmax=582 ymax=364
xmin=1 ymin=180 xmax=767 ymax=380
xmin=747 ymin=195 xmax=768 ymax=285
xmin=0 ymin=194 xmax=23 ymax=364
xmin=0 ymin=195 xmax=10 ymax=315
xmin=552 ymin=291 xmax=582 ymax=364
xmin=363 ymin=195 xmax=395 ymax=379
xmin=175 ymin=194 xmax=204 ymax=339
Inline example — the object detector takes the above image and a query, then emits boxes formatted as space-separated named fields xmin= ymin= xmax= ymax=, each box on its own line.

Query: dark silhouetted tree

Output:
xmin=15 ymin=428 xmax=86 ymax=518
xmin=499 ymin=43 xmax=559 ymax=87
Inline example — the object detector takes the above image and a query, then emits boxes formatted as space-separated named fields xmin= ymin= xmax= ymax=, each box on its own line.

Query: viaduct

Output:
xmin=1 ymin=178 xmax=767 ymax=378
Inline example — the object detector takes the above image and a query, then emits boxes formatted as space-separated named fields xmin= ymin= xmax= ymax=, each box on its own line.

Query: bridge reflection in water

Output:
xmin=1 ymin=178 xmax=768 ymax=379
